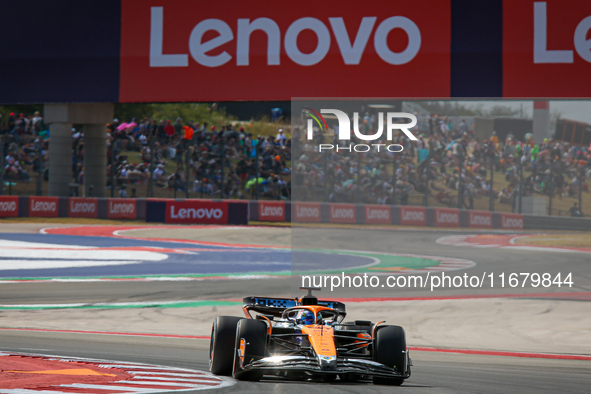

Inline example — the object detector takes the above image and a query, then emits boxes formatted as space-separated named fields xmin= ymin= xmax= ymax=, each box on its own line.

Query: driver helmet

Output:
xmin=296 ymin=310 xmax=315 ymax=326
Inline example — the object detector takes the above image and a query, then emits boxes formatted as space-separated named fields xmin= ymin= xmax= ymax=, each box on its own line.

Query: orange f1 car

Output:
xmin=209 ymin=287 xmax=411 ymax=385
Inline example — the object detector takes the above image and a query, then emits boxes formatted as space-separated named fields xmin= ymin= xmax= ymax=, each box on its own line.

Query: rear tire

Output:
xmin=232 ymin=319 xmax=267 ymax=381
xmin=373 ymin=325 xmax=407 ymax=386
xmin=209 ymin=316 xmax=242 ymax=375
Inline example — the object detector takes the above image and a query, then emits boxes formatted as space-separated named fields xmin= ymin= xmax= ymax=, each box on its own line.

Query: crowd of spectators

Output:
xmin=0 ymin=112 xmax=48 ymax=185
xmin=294 ymin=113 xmax=591 ymax=214
xmin=2 ymin=109 xmax=590 ymax=216
xmin=105 ymin=117 xmax=291 ymax=199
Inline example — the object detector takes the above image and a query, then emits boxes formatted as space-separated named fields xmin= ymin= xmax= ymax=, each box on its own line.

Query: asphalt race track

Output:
xmin=1 ymin=224 xmax=590 ymax=393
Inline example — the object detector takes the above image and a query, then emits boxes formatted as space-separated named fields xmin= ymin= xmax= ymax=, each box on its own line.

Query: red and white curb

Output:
xmin=436 ymin=234 xmax=591 ymax=254
xmin=0 ymin=352 xmax=234 ymax=393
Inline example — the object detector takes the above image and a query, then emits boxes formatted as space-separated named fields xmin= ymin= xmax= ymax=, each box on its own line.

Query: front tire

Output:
xmin=373 ymin=325 xmax=408 ymax=386
xmin=210 ymin=316 xmax=242 ymax=375
xmin=232 ymin=319 xmax=267 ymax=381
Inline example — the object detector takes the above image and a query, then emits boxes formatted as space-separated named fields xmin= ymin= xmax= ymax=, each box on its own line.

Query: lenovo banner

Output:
xmin=69 ymin=198 xmax=98 ymax=218
xmin=120 ymin=0 xmax=451 ymax=101
xmin=259 ymin=201 xmax=285 ymax=222
xmin=29 ymin=197 xmax=59 ymax=218
xmin=400 ymin=206 xmax=426 ymax=226
xmin=294 ymin=202 xmax=321 ymax=223
xmin=501 ymin=213 xmax=524 ymax=230
xmin=166 ymin=200 xmax=229 ymax=224
xmin=503 ymin=0 xmax=591 ymax=97
xmin=365 ymin=205 xmax=391 ymax=225
xmin=329 ymin=203 xmax=356 ymax=224
xmin=0 ymin=196 xmax=19 ymax=218
xmin=108 ymin=198 xmax=137 ymax=219
xmin=434 ymin=208 xmax=460 ymax=227
xmin=469 ymin=211 xmax=493 ymax=229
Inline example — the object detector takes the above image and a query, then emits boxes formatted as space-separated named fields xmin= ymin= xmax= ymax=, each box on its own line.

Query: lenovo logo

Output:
xmin=31 ymin=200 xmax=56 ymax=212
xmin=0 ymin=201 xmax=17 ymax=212
xmin=503 ymin=217 xmax=524 ymax=229
xmin=366 ymin=208 xmax=389 ymax=220
xmin=261 ymin=206 xmax=283 ymax=217
xmin=437 ymin=212 xmax=458 ymax=224
xmin=110 ymin=202 xmax=135 ymax=214
xmin=470 ymin=214 xmax=491 ymax=227
xmin=150 ymin=7 xmax=422 ymax=68
xmin=70 ymin=201 xmax=96 ymax=213
xmin=331 ymin=207 xmax=354 ymax=219
xmin=402 ymin=210 xmax=424 ymax=222
xmin=297 ymin=206 xmax=320 ymax=218
xmin=170 ymin=206 xmax=223 ymax=219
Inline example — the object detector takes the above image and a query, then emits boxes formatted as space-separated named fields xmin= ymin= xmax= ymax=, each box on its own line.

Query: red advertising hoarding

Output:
xmin=469 ymin=211 xmax=493 ymax=229
xmin=0 ymin=196 xmax=19 ymax=218
xmin=69 ymin=198 xmax=98 ymax=218
xmin=434 ymin=208 xmax=460 ymax=227
xmin=294 ymin=202 xmax=321 ymax=223
xmin=108 ymin=199 xmax=137 ymax=220
xmin=165 ymin=200 xmax=228 ymax=224
xmin=258 ymin=201 xmax=286 ymax=222
xmin=329 ymin=203 xmax=356 ymax=224
xmin=120 ymin=0 xmax=451 ymax=102
xmin=501 ymin=213 xmax=524 ymax=230
xmin=400 ymin=206 xmax=426 ymax=226
xmin=364 ymin=205 xmax=391 ymax=225
xmin=503 ymin=0 xmax=591 ymax=97
xmin=29 ymin=197 xmax=59 ymax=218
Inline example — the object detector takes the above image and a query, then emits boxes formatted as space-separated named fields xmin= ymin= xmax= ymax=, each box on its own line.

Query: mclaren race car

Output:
xmin=209 ymin=287 xmax=411 ymax=385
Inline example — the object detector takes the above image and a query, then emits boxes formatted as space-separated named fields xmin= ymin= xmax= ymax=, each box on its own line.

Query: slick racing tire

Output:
xmin=233 ymin=319 xmax=268 ymax=381
xmin=210 ymin=316 xmax=243 ymax=375
xmin=373 ymin=325 xmax=407 ymax=386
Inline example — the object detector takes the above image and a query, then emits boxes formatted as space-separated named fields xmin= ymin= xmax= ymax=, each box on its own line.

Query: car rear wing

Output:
xmin=243 ymin=296 xmax=346 ymax=319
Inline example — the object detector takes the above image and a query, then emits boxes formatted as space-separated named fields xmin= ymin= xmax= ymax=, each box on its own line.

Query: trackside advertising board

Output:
xmin=469 ymin=211 xmax=493 ymax=229
xmin=503 ymin=0 xmax=591 ymax=97
xmin=259 ymin=201 xmax=285 ymax=222
xmin=294 ymin=202 xmax=321 ymax=223
xmin=29 ymin=197 xmax=59 ymax=218
xmin=364 ymin=205 xmax=391 ymax=225
xmin=501 ymin=213 xmax=524 ymax=230
xmin=108 ymin=198 xmax=137 ymax=219
xmin=120 ymin=0 xmax=451 ymax=101
xmin=0 ymin=196 xmax=19 ymax=218
xmin=165 ymin=200 xmax=229 ymax=224
xmin=434 ymin=208 xmax=460 ymax=227
xmin=400 ymin=206 xmax=426 ymax=226
xmin=329 ymin=204 xmax=356 ymax=224
xmin=69 ymin=198 xmax=98 ymax=218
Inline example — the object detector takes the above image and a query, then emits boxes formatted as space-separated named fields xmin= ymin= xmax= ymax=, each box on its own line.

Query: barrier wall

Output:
xmin=2 ymin=196 xmax=591 ymax=231
xmin=0 ymin=196 xmax=249 ymax=225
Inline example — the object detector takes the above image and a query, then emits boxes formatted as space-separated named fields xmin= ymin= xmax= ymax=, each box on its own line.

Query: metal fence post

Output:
xmin=110 ymin=141 xmax=115 ymax=198
xmin=457 ymin=153 xmax=464 ymax=209
xmin=0 ymin=135 xmax=4 ymax=196
xmin=220 ymin=143 xmax=225 ymax=199
xmin=323 ymin=149 xmax=328 ymax=202
xmin=489 ymin=156 xmax=495 ymax=211
xmin=37 ymin=139 xmax=43 ymax=195
xmin=357 ymin=149 xmax=361 ymax=203
xmin=423 ymin=167 xmax=429 ymax=206
xmin=149 ymin=139 xmax=155 ymax=198
xmin=579 ymin=166 xmax=583 ymax=214
xmin=392 ymin=154 xmax=397 ymax=205
xmin=518 ymin=159 xmax=524 ymax=214
xmin=186 ymin=146 xmax=190 ymax=199
xmin=255 ymin=139 xmax=260 ymax=201
xmin=548 ymin=162 xmax=553 ymax=216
